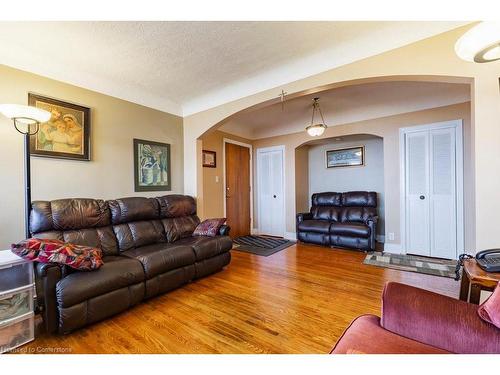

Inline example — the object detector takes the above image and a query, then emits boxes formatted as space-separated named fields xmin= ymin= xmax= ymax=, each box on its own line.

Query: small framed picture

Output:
xmin=202 ymin=150 xmax=216 ymax=168
xmin=133 ymin=138 xmax=171 ymax=192
xmin=326 ymin=146 xmax=364 ymax=168
xmin=28 ymin=93 xmax=91 ymax=161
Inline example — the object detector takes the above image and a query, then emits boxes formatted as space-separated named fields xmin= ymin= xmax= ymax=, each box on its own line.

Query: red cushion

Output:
xmin=478 ymin=283 xmax=500 ymax=329
xmin=11 ymin=238 xmax=103 ymax=271
xmin=193 ymin=218 xmax=226 ymax=237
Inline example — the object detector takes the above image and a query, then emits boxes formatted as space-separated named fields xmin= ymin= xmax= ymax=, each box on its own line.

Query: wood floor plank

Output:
xmin=18 ymin=244 xmax=459 ymax=354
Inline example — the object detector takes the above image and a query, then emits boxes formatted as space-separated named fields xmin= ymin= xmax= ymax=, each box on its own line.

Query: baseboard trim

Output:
xmin=251 ymin=228 xmax=259 ymax=235
xmin=284 ymin=231 xmax=297 ymax=241
xmin=383 ymin=243 xmax=403 ymax=254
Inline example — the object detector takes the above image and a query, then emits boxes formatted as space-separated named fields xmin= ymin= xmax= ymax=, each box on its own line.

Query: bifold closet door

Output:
xmin=405 ymin=126 xmax=457 ymax=259
xmin=257 ymin=148 xmax=284 ymax=237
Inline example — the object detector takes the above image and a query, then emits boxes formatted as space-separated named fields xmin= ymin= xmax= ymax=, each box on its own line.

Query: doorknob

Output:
xmin=419 ymin=195 xmax=425 ymax=200
xmin=273 ymin=195 xmax=276 ymax=198
xmin=226 ymin=187 xmax=231 ymax=198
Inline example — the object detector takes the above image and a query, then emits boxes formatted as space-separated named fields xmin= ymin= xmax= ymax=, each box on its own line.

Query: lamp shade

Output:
xmin=0 ymin=104 xmax=51 ymax=125
xmin=455 ymin=22 xmax=500 ymax=63
xmin=306 ymin=123 xmax=327 ymax=137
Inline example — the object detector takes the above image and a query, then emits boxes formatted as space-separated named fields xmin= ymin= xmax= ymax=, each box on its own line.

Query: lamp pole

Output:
xmin=13 ymin=119 xmax=40 ymax=239
xmin=23 ymin=131 xmax=32 ymax=239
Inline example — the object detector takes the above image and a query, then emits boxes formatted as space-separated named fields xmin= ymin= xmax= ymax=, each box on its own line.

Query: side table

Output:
xmin=459 ymin=258 xmax=500 ymax=304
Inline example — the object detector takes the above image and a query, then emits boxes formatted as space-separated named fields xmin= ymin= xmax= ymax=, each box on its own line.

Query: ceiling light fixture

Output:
xmin=455 ymin=22 xmax=500 ymax=63
xmin=306 ymin=98 xmax=327 ymax=137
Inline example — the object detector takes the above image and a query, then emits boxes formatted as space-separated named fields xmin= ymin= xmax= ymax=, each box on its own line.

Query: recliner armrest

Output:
xmin=35 ymin=262 xmax=63 ymax=334
xmin=365 ymin=215 xmax=378 ymax=225
xmin=218 ymin=225 xmax=230 ymax=236
xmin=296 ymin=212 xmax=313 ymax=223
xmin=381 ymin=282 xmax=500 ymax=354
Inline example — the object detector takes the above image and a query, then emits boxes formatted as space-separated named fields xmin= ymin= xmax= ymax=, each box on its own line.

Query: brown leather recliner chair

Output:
xmin=296 ymin=191 xmax=378 ymax=251
xmin=30 ymin=194 xmax=232 ymax=334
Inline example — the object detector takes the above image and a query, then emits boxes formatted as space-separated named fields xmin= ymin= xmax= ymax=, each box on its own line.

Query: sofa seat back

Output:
xmin=30 ymin=198 xmax=119 ymax=256
xmin=156 ymin=195 xmax=200 ymax=242
xmin=108 ymin=197 xmax=165 ymax=252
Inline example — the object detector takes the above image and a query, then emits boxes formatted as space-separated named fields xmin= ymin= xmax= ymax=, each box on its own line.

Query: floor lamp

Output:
xmin=0 ymin=104 xmax=51 ymax=238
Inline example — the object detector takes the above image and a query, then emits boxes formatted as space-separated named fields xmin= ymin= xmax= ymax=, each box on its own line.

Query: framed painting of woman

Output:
xmin=28 ymin=93 xmax=91 ymax=161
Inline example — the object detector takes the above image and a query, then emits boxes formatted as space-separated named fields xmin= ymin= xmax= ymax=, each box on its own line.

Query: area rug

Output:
xmin=233 ymin=235 xmax=295 ymax=256
xmin=363 ymin=252 xmax=458 ymax=279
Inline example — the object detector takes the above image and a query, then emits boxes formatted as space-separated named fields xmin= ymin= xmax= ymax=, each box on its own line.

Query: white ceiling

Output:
xmin=0 ymin=21 xmax=467 ymax=116
xmin=219 ymin=81 xmax=471 ymax=139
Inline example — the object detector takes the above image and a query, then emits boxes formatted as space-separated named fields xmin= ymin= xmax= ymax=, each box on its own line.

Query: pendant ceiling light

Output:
xmin=306 ymin=97 xmax=327 ymax=137
xmin=455 ymin=22 xmax=500 ymax=63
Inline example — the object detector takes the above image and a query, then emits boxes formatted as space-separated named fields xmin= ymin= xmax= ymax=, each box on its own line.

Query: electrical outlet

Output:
xmin=388 ymin=232 xmax=395 ymax=241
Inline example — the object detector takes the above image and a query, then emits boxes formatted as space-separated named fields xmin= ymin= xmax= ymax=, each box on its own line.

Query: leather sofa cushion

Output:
xmin=108 ymin=197 xmax=160 ymax=224
xmin=311 ymin=206 xmax=341 ymax=221
xmin=331 ymin=223 xmax=370 ymax=238
xmin=121 ymin=243 xmax=196 ymax=278
xmin=161 ymin=215 xmax=200 ymax=242
xmin=297 ymin=220 xmax=332 ymax=234
xmin=340 ymin=207 xmax=377 ymax=223
xmin=31 ymin=199 xmax=111 ymax=233
xmin=156 ymin=195 xmax=197 ymax=218
xmin=342 ymin=191 xmax=377 ymax=207
xmin=56 ymin=256 xmax=145 ymax=308
xmin=175 ymin=236 xmax=232 ymax=261
xmin=311 ymin=192 xmax=342 ymax=207
xmin=113 ymin=220 xmax=165 ymax=251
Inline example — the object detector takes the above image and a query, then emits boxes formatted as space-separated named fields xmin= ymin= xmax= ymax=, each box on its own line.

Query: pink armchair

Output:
xmin=331 ymin=282 xmax=500 ymax=354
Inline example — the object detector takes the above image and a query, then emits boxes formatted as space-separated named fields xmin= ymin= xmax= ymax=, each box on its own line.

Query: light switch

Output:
xmin=215 ymin=176 xmax=219 ymax=183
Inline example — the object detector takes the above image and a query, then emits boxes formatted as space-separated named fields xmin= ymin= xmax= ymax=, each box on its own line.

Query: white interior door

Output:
xmin=257 ymin=147 xmax=285 ymax=237
xmin=404 ymin=122 xmax=461 ymax=259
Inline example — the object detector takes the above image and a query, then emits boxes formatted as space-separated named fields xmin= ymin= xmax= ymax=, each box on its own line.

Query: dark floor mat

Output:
xmin=233 ymin=235 xmax=295 ymax=256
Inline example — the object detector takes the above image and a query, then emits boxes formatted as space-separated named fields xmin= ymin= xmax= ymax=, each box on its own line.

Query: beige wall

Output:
xmin=0 ymin=64 xmax=183 ymax=248
xmin=199 ymin=130 xmax=252 ymax=219
xmin=251 ymin=102 xmax=473 ymax=250
xmin=185 ymin=25 xmax=500 ymax=251
xmin=294 ymin=146 xmax=310 ymax=219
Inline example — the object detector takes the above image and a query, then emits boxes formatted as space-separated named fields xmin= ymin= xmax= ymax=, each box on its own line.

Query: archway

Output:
xmin=195 ymin=75 xmax=474 ymax=250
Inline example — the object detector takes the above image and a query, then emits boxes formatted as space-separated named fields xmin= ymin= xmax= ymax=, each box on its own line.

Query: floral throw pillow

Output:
xmin=11 ymin=238 xmax=103 ymax=271
xmin=193 ymin=218 xmax=226 ymax=237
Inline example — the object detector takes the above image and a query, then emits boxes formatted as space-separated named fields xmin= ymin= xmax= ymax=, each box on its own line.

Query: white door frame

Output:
xmin=256 ymin=145 xmax=286 ymax=237
xmin=222 ymin=138 xmax=253 ymax=230
xmin=399 ymin=119 xmax=464 ymax=257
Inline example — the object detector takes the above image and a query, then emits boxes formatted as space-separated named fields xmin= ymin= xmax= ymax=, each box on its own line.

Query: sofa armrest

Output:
xmin=35 ymin=262 xmax=63 ymax=334
xmin=381 ymin=282 xmax=500 ymax=354
xmin=296 ymin=212 xmax=312 ymax=223
xmin=218 ymin=225 xmax=230 ymax=236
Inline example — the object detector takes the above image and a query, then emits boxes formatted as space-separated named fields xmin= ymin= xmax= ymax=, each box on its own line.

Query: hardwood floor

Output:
xmin=21 ymin=243 xmax=459 ymax=354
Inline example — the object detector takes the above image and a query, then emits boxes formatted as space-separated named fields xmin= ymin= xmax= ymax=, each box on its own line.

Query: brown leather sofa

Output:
xmin=30 ymin=194 xmax=232 ymax=334
xmin=296 ymin=192 xmax=378 ymax=251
